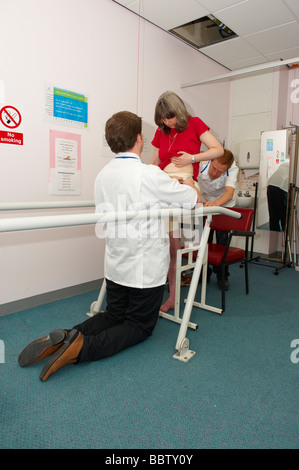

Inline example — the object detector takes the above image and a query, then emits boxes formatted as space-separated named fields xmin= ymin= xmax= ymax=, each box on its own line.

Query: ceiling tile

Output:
xmin=215 ymin=0 xmax=296 ymax=36
xmin=265 ymin=47 xmax=299 ymax=62
xmin=112 ymin=0 xmax=299 ymax=70
xmin=225 ymin=55 xmax=270 ymax=71
xmin=114 ymin=0 xmax=135 ymax=5
xmin=245 ymin=22 xmax=299 ymax=55
xmin=201 ymin=37 xmax=262 ymax=64
xmin=195 ymin=0 xmax=247 ymax=12
xmin=115 ymin=0 xmax=209 ymax=31
xmin=284 ymin=0 xmax=299 ymax=19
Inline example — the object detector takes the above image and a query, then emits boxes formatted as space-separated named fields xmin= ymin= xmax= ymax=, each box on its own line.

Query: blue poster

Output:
xmin=266 ymin=139 xmax=273 ymax=151
xmin=53 ymin=88 xmax=88 ymax=127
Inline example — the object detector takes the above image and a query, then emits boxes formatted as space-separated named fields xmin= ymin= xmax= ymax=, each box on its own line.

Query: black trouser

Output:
xmin=73 ymin=279 xmax=164 ymax=363
xmin=267 ymin=185 xmax=287 ymax=232
xmin=208 ymin=229 xmax=229 ymax=279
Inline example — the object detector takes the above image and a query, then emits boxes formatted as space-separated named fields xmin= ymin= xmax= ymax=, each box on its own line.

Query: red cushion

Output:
xmin=182 ymin=245 xmax=245 ymax=264
xmin=208 ymin=243 xmax=245 ymax=265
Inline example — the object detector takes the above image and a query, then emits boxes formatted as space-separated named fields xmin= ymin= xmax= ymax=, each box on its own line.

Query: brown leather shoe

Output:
xmin=39 ymin=329 xmax=84 ymax=382
xmin=18 ymin=329 xmax=68 ymax=367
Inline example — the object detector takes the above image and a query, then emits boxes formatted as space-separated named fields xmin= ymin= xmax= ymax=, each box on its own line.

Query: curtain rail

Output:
xmin=0 ymin=201 xmax=95 ymax=211
xmin=0 ymin=207 xmax=241 ymax=233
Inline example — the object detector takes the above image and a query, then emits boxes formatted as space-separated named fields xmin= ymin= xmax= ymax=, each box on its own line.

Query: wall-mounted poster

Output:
xmin=0 ymin=104 xmax=23 ymax=146
xmin=49 ymin=130 xmax=81 ymax=195
xmin=45 ymin=85 xmax=88 ymax=128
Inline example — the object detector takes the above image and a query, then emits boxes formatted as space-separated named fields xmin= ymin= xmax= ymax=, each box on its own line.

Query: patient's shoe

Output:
xmin=217 ymin=277 xmax=230 ymax=290
xmin=39 ymin=329 xmax=84 ymax=382
xmin=18 ymin=329 xmax=68 ymax=367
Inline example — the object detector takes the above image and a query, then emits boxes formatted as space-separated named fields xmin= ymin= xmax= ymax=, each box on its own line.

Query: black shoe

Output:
xmin=18 ymin=329 xmax=67 ymax=367
xmin=217 ymin=278 xmax=230 ymax=290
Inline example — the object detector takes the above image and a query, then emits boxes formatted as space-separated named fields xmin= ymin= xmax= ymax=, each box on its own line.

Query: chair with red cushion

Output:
xmin=208 ymin=207 xmax=255 ymax=312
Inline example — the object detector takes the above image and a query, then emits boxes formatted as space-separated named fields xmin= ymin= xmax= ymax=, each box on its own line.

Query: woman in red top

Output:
xmin=151 ymin=91 xmax=223 ymax=313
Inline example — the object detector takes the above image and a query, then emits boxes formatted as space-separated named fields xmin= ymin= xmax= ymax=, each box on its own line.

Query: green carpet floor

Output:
xmin=0 ymin=262 xmax=298 ymax=449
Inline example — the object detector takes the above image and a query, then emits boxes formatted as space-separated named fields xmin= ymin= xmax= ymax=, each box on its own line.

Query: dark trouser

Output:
xmin=208 ymin=229 xmax=229 ymax=278
xmin=73 ymin=279 xmax=164 ymax=363
xmin=267 ymin=185 xmax=287 ymax=232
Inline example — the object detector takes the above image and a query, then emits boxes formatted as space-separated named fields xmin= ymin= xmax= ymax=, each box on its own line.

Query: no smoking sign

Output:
xmin=0 ymin=105 xmax=23 ymax=145
xmin=0 ymin=106 xmax=22 ymax=128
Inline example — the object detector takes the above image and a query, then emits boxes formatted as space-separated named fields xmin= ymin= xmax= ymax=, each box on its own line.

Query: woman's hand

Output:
xmin=171 ymin=151 xmax=192 ymax=167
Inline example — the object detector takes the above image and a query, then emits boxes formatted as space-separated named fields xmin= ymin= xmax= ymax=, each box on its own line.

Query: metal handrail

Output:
xmin=0 ymin=206 xmax=241 ymax=233
xmin=0 ymin=201 xmax=95 ymax=211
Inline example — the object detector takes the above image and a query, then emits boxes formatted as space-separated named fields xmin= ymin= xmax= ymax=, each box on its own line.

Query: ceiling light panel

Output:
xmin=170 ymin=15 xmax=237 ymax=49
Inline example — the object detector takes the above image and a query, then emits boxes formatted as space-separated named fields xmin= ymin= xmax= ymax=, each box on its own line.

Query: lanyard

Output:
xmin=115 ymin=156 xmax=139 ymax=160
xmin=201 ymin=162 xmax=209 ymax=173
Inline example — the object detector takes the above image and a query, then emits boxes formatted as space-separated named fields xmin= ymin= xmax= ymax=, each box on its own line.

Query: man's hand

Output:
xmin=204 ymin=200 xmax=219 ymax=207
xmin=182 ymin=176 xmax=195 ymax=187
xmin=170 ymin=176 xmax=184 ymax=183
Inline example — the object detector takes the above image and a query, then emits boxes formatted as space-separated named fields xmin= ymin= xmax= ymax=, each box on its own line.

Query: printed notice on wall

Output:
xmin=49 ymin=130 xmax=81 ymax=195
xmin=45 ymin=85 xmax=88 ymax=128
xmin=0 ymin=105 xmax=24 ymax=145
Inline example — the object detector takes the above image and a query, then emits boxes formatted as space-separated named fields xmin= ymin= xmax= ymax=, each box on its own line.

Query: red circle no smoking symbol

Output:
xmin=0 ymin=106 xmax=22 ymax=129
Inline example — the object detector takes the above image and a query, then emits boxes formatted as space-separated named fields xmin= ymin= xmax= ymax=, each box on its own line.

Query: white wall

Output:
xmin=230 ymin=71 xmax=275 ymax=254
xmin=230 ymin=67 xmax=299 ymax=254
xmin=0 ymin=0 xmax=230 ymax=306
xmin=286 ymin=66 xmax=299 ymax=186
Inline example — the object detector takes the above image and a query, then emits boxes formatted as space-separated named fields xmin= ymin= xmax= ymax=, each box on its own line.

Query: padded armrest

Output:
xmin=230 ymin=230 xmax=255 ymax=237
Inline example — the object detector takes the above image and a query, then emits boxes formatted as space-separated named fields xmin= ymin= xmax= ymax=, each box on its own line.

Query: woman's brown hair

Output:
xmin=154 ymin=91 xmax=191 ymax=134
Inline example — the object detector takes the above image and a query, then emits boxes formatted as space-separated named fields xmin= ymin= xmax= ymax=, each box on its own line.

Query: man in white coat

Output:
xmin=18 ymin=111 xmax=199 ymax=381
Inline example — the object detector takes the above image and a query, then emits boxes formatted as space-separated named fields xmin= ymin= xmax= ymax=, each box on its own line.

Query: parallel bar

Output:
xmin=0 ymin=206 xmax=241 ymax=233
xmin=174 ymin=214 xmax=213 ymax=355
xmin=0 ymin=201 xmax=95 ymax=211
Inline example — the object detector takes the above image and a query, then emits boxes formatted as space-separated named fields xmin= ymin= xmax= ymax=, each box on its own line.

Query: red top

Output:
xmin=151 ymin=117 xmax=210 ymax=182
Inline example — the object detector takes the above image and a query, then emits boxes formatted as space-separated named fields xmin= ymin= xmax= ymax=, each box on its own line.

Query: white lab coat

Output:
xmin=198 ymin=161 xmax=239 ymax=207
xmin=267 ymin=162 xmax=290 ymax=193
xmin=94 ymin=153 xmax=197 ymax=288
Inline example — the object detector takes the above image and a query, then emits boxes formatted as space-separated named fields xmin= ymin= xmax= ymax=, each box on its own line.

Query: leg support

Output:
xmin=173 ymin=215 xmax=214 ymax=362
xmin=86 ymin=278 xmax=106 ymax=317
